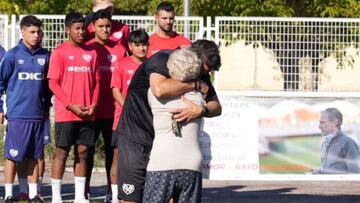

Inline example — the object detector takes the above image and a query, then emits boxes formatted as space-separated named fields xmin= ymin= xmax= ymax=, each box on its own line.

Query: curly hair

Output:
xmin=167 ymin=47 xmax=201 ymax=81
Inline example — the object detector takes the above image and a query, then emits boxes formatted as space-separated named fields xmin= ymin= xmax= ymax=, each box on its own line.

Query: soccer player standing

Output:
xmin=0 ymin=15 xmax=51 ymax=203
xmin=85 ymin=9 xmax=127 ymax=201
xmin=48 ymin=12 xmax=100 ymax=203
xmin=110 ymin=28 xmax=149 ymax=202
xmin=147 ymin=1 xmax=191 ymax=57
xmin=85 ymin=0 xmax=130 ymax=50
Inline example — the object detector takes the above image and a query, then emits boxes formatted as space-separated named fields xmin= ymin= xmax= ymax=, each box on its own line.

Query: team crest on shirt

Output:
xmin=82 ymin=54 xmax=92 ymax=62
xmin=9 ymin=149 xmax=18 ymax=157
xmin=18 ymin=59 xmax=25 ymax=65
xmin=37 ymin=58 xmax=46 ymax=66
xmin=122 ymin=183 xmax=135 ymax=195
xmin=107 ymin=54 xmax=117 ymax=63
xmin=114 ymin=31 xmax=123 ymax=39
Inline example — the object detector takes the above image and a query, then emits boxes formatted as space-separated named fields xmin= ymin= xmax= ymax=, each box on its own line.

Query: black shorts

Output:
xmin=94 ymin=119 xmax=113 ymax=147
xmin=55 ymin=121 xmax=95 ymax=147
xmin=111 ymin=131 xmax=118 ymax=147
xmin=118 ymin=135 xmax=152 ymax=202
xmin=143 ymin=169 xmax=202 ymax=203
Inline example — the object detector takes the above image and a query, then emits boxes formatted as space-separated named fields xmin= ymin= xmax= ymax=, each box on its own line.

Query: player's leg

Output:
xmin=51 ymin=122 xmax=73 ymax=202
xmin=118 ymin=135 xmax=151 ymax=203
xmin=84 ymin=119 xmax=101 ymax=199
xmin=38 ymin=118 xmax=51 ymax=196
xmin=74 ymin=121 xmax=95 ymax=201
xmin=102 ymin=119 xmax=115 ymax=202
xmin=4 ymin=120 xmax=33 ymax=200
xmin=110 ymin=131 xmax=118 ymax=202
xmin=16 ymin=162 xmax=29 ymax=200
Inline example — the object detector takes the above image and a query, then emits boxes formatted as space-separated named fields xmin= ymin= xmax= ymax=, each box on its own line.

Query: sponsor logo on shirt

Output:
xmin=37 ymin=58 xmax=46 ymax=66
xmin=107 ymin=54 xmax=117 ymax=63
xmin=18 ymin=72 xmax=43 ymax=80
xmin=18 ymin=59 xmax=25 ymax=65
xmin=114 ymin=31 xmax=123 ymax=39
xmin=9 ymin=149 xmax=18 ymax=157
xmin=82 ymin=54 xmax=92 ymax=62
xmin=68 ymin=55 xmax=74 ymax=60
xmin=67 ymin=66 xmax=91 ymax=72
xmin=122 ymin=183 xmax=135 ymax=195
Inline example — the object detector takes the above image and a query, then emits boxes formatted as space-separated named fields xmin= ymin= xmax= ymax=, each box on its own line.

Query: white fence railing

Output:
xmin=2 ymin=15 xmax=360 ymax=92
xmin=215 ymin=17 xmax=360 ymax=92
xmin=0 ymin=15 xmax=9 ymax=50
xmin=17 ymin=15 xmax=204 ymax=51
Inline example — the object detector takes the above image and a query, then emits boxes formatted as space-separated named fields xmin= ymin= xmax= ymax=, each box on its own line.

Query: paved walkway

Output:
xmin=1 ymin=170 xmax=360 ymax=202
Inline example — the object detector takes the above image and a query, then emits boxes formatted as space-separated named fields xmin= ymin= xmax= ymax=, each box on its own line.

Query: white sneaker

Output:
xmin=51 ymin=200 xmax=63 ymax=203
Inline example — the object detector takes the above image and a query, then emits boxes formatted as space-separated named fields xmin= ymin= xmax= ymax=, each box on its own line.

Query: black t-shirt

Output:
xmin=117 ymin=50 xmax=217 ymax=146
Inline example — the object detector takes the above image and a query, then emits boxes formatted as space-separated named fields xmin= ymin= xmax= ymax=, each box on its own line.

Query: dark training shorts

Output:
xmin=118 ymin=135 xmax=151 ymax=202
xmin=142 ymin=169 xmax=202 ymax=203
xmin=55 ymin=121 xmax=95 ymax=147
xmin=4 ymin=120 xmax=46 ymax=161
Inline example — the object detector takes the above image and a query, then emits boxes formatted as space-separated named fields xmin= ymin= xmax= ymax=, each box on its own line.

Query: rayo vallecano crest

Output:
xmin=114 ymin=31 xmax=123 ymax=39
xmin=122 ymin=183 xmax=135 ymax=195
xmin=37 ymin=58 xmax=46 ymax=66
xmin=82 ymin=54 xmax=92 ymax=62
xmin=107 ymin=54 xmax=117 ymax=63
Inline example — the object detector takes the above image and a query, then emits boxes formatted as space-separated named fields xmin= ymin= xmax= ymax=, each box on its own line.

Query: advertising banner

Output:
xmin=201 ymin=92 xmax=360 ymax=180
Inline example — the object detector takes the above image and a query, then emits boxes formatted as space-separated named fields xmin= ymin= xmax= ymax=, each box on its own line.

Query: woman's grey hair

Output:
xmin=167 ymin=47 xmax=201 ymax=81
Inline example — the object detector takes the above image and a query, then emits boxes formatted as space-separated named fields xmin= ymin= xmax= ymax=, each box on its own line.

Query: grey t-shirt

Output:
xmin=147 ymin=89 xmax=204 ymax=172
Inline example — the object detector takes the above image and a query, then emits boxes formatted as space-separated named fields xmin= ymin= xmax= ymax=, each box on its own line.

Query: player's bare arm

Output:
xmin=149 ymin=72 xmax=209 ymax=98
xmin=112 ymin=87 xmax=125 ymax=106
xmin=170 ymin=95 xmax=222 ymax=122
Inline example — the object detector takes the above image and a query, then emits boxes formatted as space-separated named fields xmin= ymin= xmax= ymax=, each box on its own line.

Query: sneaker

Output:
xmin=15 ymin=192 xmax=30 ymax=201
xmin=36 ymin=192 xmax=44 ymax=201
xmin=4 ymin=196 xmax=16 ymax=203
xmin=84 ymin=185 xmax=91 ymax=200
xmin=30 ymin=195 xmax=45 ymax=203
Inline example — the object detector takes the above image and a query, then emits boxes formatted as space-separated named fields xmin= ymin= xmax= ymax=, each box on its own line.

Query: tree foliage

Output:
xmin=1 ymin=0 xmax=359 ymax=17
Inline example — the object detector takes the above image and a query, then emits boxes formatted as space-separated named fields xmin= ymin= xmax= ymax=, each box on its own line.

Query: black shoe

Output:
xmin=5 ymin=196 xmax=16 ymax=203
xmin=104 ymin=192 xmax=112 ymax=203
xmin=29 ymin=195 xmax=44 ymax=203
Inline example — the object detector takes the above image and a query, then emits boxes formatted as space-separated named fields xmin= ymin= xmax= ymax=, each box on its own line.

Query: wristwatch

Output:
xmin=202 ymin=106 xmax=209 ymax=117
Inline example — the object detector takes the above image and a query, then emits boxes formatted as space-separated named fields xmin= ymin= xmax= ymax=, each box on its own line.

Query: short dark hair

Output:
xmin=156 ymin=1 xmax=174 ymax=13
xmin=65 ymin=12 xmax=85 ymax=28
xmin=191 ymin=40 xmax=221 ymax=71
xmin=92 ymin=9 xmax=112 ymax=23
xmin=324 ymin=108 xmax=343 ymax=128
xmin=128 ymin=29 xmax=149 ymax=44
xmin=20 ymin=15 xmax=42 ymax=29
